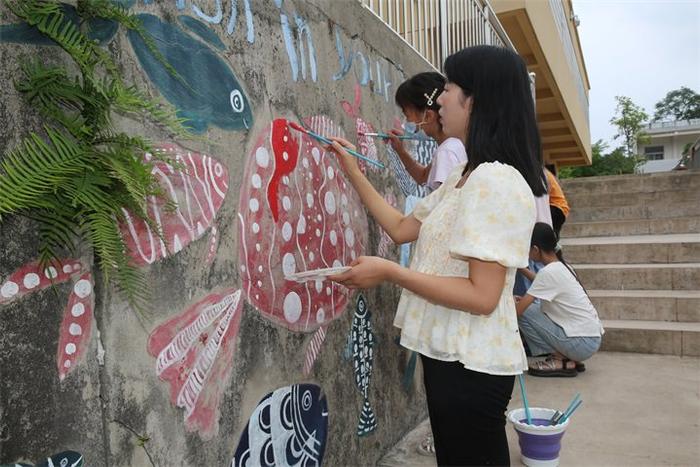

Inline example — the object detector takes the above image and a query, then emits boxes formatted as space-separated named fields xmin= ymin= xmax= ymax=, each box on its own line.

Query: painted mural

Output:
xmin=302 ymin=325 xmax=327 ymax=376
xmin=341 ymin=85 xmax=384 ymax=173
xmin=0 ymin=4 xmax=253 ymax=135
xmin=0 ymin=1 xmax=129 ymax=46
xmin=127 ymin=14 xmax=253 ymax=133
xmin=352 ymin=294 xmax=377 ymax=436
xmin=237 ymin=117 xmax=369 ymax=333
xmin=231 ymin=384 xmax=328 ymax=467
xmin=0 ymin=450 xmax=84 ymax=467
xmin=147 ymin=288 xmax=244 ymax=439
xmin=0 ymin=260 xmax=94 ymax=381
xmin=386 ymin=138 xmax=438 ymax=197
xmin=377 ymin=192 xmax=398 ymax=258
xmin=119 ymin=143 xmax=228 ymax=267
xmin=0 ymin=142 xmax=227 ymax=384
xmin=0 ymin=0 xmax=423 ymax=459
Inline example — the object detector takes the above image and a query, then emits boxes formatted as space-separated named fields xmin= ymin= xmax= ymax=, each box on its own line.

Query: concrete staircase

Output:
xmin=560 ymin=171 xmax=700 ymax=356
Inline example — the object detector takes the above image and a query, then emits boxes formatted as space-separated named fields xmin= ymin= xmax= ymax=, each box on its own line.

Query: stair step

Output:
xmin=600 ymin=320 xmax=700 ymax=356
xmin=589 ymin=290 xmax=700 ymax=322
xmin=573 ymin=263 xmax=700 ymax=290
xmin=562 ymin=234 xmax=700 ymax=264
xmin=567 ymin=200 xmax=700 ymax=223
xmin=566 ymin=188 xmax=699 ymax=209
xmin=562 ymin=217 xmax=700 ymax=238
xmin=561 ymin=171 xmax=700 ymax=196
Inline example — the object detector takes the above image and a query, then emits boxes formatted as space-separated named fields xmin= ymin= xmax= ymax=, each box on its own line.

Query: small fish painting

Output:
xmin=352 ymin=294 xmax=377 ymax=436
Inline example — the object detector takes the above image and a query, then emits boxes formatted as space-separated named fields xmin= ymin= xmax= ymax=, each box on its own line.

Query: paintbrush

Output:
xmin=358 ymin=131 xmax=425 ymax=141
xmin=288 ymin=121 xmax=385 ymax=169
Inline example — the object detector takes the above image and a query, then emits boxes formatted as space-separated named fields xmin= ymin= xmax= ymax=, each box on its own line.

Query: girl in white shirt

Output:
xmin=328 ymin=45 xmax=548 ymax=466
xmin=516 ymin=223 xmax=604 ymax=377
xmin=387 ymin=72 xmax=468 ymax=191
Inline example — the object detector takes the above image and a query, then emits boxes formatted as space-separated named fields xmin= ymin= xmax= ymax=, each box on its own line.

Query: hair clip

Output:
xmin=424 ymin=88 xmax=438 ymax=106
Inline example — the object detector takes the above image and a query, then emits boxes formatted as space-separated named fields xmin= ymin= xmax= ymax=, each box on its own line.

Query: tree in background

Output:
xmin=610 ymin=95 xmax=649 ymax=158
xmin=559 ymin=140 xmax=637 ymax=179
xmin=653 ymin=87 xmax=700 ymax=122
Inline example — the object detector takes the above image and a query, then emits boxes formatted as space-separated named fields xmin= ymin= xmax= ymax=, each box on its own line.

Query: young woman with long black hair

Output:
xmin=328 ymin=45 xmax=547 ymax=466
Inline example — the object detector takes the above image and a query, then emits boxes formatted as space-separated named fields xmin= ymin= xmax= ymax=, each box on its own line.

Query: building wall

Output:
xmin=638 ymin=133 xmax=700 ymax=161
xmin=0 ymin=1 xmax=437 ymax=465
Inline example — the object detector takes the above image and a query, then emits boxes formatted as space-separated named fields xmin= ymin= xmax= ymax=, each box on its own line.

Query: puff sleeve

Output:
xmin=448 ymin=162 xmax=535 ymax=268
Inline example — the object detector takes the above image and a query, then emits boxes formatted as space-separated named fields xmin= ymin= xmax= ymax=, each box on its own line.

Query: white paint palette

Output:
xmin=285 ymin=266 xmax=351 ymax=283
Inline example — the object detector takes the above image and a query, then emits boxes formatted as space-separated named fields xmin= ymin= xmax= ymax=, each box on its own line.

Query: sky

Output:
xmin=572 ymin=0 xmax=700 ymax=147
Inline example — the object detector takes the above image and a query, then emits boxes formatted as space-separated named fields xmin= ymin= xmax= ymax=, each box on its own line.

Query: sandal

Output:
xmin=565 ymin=358 xmax=586 ymax=372
xmin=417 ymin=434 xmax=436 ymax=456
xmin=528 ymin=357 xmax=577 ymax=377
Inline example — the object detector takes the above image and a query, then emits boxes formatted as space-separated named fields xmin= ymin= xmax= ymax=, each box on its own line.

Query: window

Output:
xmin=644 ymin=146 xmax=664 ymax=160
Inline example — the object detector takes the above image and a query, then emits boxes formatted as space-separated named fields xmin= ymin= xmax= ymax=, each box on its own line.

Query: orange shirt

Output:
xmin=546 ymin=170 xmax=570 ymax=216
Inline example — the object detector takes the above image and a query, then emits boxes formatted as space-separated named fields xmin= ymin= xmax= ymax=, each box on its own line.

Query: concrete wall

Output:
xmin=0 ymin=1 xmax=436 ymax=465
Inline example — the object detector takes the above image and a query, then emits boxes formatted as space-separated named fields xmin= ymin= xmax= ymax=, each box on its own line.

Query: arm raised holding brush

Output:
xmin=327 ymin=136 xmax=421 ymax=245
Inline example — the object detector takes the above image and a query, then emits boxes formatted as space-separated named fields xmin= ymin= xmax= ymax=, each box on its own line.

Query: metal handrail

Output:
xmin=359 ymin=0 xmax=515 ymax=71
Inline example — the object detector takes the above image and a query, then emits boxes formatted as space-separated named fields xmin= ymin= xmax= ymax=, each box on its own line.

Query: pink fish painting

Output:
xmin=237 ymin=116 xmax=369 ymax=333
xmin=147 ymin=288 xmax=243 ymax=439
xmin=119 ymin=143 xmax=229 ymax=267
xmin=0 ymin=259 xmax=93 ymax=381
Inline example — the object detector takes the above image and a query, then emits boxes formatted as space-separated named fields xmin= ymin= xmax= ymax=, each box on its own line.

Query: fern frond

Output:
xmin=110 ymin=82 xmax=192 ymax=139
xmin=82 ymin=210 xmax=150 ymax=314
xmin=0 ymin=128 xmax=85 ymax=214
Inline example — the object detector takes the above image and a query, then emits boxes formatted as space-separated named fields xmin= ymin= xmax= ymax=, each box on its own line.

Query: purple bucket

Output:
xmin=508 ymin=408 xmax=569 ymax=467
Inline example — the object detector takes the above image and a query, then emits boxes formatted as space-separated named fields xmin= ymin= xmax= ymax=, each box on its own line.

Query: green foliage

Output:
xmin=0 ymin=0 xmax=190 ymax=312
xmin=653 ymin=87 xmax=700 ymax=122
xmin=559 ymin=140 xmax=639 ymax=179
xmin=610 ymin=95 xmax=649 ymax=158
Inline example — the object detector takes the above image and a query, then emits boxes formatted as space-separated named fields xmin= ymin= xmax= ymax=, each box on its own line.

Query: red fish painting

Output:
xmin=237 ymin=116 xmax=369 ymax=333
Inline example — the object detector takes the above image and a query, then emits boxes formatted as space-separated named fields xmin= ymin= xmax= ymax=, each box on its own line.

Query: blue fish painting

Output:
xmin=352 ymin=294 xmax=377 ymax=436
xmin=0 ymin=450 xmax=84 ymax=467
xmin=0 ymin=1 xmax=132 ymax=46
xmin=127 ymin=14 xmax=253 ymax=133
xmin=231 ymin=384 xmax=328 ymax=467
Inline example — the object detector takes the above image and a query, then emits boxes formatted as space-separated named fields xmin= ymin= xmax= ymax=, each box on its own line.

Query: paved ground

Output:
xmin=379 ymin=352 xmax=700 ymax=466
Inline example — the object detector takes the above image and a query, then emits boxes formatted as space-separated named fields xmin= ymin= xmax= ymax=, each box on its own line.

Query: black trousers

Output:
xmin=421 ymin=355 xmax=515 ymax=466
xmin=550 ymin=206 xmax=566 ymax=239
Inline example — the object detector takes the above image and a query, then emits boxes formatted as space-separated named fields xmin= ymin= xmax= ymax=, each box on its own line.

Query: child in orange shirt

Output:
xmin=546 ymin=169 xmax=569 ymax=239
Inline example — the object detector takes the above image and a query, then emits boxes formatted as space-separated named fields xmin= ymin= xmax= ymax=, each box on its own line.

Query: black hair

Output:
xmin=443 ymin=45 xmax=547 ymax=196
xmin=394 ymin=72 xmax=446 ymax=112
xmin=530 ymin=222 xmax=587 ymax=292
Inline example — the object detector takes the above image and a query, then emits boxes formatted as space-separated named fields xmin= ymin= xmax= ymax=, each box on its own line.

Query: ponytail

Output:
xmin=532 ymin=223 xmax=588 ymax=294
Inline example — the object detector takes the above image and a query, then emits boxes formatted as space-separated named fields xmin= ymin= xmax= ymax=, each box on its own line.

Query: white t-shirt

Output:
xmin=527 ymin=262 xmax=604 ymax=337
xmin=426 ymin=137 xmax=468 ymax=190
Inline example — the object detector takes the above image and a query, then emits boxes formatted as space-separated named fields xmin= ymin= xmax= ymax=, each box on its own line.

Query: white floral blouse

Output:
xmin=394 ymin=161 xmax=536 ymax=375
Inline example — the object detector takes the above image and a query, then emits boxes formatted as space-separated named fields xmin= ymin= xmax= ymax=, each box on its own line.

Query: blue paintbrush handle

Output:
xmin=557 ymin=400 xmax=583 ymax=424
xmin=518 ymin=374 xmax=532 ymax=424
xmin=364 ymin=132 xmax=424 ymax=141
xmin=305 ymin=129 xmax=386 ymax=169
xmin=562 ymin=392 xmax=581 ymax=419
